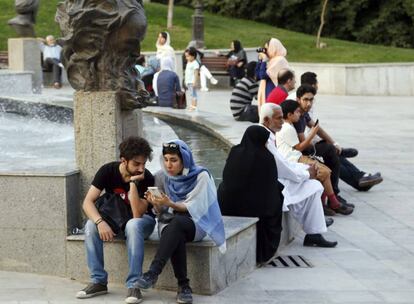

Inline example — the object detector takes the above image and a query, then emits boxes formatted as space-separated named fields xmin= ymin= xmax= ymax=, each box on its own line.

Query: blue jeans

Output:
xmin=186 ymin=84 xmax=197 ymax=99
xmin=84 ymin=214 xmax=156 ymax=288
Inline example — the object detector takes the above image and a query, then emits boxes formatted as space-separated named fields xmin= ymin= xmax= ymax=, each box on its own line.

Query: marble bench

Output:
xmin=66 ymin=216 xmax=258 ymax=295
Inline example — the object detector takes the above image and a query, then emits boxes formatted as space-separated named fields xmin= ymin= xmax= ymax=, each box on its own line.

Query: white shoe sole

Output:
xmin=125 ymin=296 xmax=143 ymax=304
xmin=76 ymin=290 xmax=107 ymax=299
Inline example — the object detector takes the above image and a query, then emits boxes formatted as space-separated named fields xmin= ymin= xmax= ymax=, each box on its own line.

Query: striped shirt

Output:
xmin=230 ymin=77 xmax=259 ymax=119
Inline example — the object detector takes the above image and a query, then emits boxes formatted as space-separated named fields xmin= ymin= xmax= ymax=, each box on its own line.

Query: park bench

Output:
xmin=200 ymin=55 xmax=231 ymax=88
xmin=201 ymin=55 xmax=229 ymax=76
xmin=0 ymin=51 xmax=8 ymax=68
xmin=66 ymin=216 xmax=258 ymax=295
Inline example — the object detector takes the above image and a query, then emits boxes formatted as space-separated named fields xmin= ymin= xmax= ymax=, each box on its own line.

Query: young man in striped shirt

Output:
xmin=229 ymin=61 xmax=259 ymax=122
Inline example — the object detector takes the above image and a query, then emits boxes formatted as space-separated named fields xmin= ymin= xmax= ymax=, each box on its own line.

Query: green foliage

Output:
xmin=0 ymin=0 xmax=61 ymax=51
xmin=180 ymin=0 xmax=414 ymax=49
xmin=1 ymin=2 xmax=414 ymax=63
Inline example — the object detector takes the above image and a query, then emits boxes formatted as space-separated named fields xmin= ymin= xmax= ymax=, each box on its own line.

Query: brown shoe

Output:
xmin=54 ymin=82 xmax=62 ymax=89
xmin=323 ymin=205 xmax=336 ymax=216
xmin=331 ymin=203 xmax=354 ymax=216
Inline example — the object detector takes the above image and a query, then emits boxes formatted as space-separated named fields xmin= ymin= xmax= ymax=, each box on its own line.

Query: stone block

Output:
xmin=7 ymin=38 xmax=42 ymax=94
xmin=0 ymin=172 xmax=80 ymax=276
xmin=0 ymin=172 xmax=79 ymax=230
xmin=0 ymin=70 xmax=33 ymax=94
xmin=0 ymin=228 xmax=67 ymax=277
xmin=66 ymin=216 xmax=258 ymax=295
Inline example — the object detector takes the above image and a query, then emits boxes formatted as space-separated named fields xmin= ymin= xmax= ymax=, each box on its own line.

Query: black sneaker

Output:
xmin=337 ymin=195 xmax=355 ymax=208
xmin=135 ymin=271 xmax=158 ymax=290
xmin=177 ymin=285 xmax=193 ymax=304
xmin=340 ymin=148 xmax=358 ymax=158
xmin=76 ymin=282 xmax=108 ymax=299
xmin=125 ymin=288 xmax=143 ymax=304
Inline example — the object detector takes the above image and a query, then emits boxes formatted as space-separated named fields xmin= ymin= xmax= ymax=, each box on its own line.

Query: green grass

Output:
xmin=1 ymin=1 xmax=414 ymax=63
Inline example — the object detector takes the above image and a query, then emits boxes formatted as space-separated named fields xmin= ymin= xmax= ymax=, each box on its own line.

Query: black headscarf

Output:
xmin=218 ymin=125 xmax=283 ymax=218
xmin=232 ymin=40 xmax=242 ymax=53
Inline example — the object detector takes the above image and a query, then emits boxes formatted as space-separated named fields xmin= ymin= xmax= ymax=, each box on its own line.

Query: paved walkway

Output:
xmin=1 ymin=87 xmax=414 ymax=303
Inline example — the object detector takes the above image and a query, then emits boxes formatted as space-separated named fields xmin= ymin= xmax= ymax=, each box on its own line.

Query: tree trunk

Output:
xmin=316 ymin=0 xmax=328 ymax=48
xmin=167 ymin=0 xmax=174 ymax=29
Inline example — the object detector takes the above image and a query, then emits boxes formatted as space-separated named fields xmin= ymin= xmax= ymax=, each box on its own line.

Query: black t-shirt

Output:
xmin=293 ymin=112 xmax=311 ymax=134
xmin=92 ymin=161 xmax=155 ymax=217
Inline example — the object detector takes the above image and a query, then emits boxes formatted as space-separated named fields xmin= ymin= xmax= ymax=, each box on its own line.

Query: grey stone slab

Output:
xmin=265 ymin=290 xmax=383 ymax=303
xmin=66 ymin=216 xmax=258 ymax=295
xmin=0 ymin=288 xmax=46 ymax=302
xmin=0 ymin=70 xmax=32 ymax=94
xmin=74 ymin=91 xmax=121 ymax=199
xmin=0 ymin=228 xmax=67 ymax=276
xmin=379 ymin=291 xmax=414 ymax=303
xmin=8 ymin=38 xmax=42 ymax=94
xmin=0 ymin=174 xmax=76 ymax=230
xmin=250 ymin=267 xmax=367 ymax=291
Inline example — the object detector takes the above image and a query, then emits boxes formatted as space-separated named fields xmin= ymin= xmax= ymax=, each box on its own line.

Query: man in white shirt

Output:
xmin=39 ymin=35 xmax=63 ymax=89
xmin=259 ymin=103 xmax=337 ymax=247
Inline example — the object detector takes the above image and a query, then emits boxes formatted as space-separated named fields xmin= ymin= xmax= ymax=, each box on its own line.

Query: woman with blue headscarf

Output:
xmin=136 ymin=140 xmax=226 ymax=303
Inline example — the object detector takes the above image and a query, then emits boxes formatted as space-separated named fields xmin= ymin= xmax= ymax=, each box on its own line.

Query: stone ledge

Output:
xmin=66 ymin=216 xmax=258 ymax=295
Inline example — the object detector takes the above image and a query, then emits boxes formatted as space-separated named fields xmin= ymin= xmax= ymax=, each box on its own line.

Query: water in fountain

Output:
xmin=0 ymin=111 xmax=228 ymax=184
xmin=0 ymin=112 xmax=75 ymax=173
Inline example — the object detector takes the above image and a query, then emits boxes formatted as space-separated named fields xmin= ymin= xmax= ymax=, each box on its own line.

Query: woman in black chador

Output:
xmin=218 ymin=125 xmax=284 ymax=264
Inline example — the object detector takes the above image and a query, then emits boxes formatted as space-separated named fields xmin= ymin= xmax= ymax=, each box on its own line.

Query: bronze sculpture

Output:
xmin=8 ymin=0 xmax=40 ymax=37
xmin=56 ymin=0 xmax=149 ymax=109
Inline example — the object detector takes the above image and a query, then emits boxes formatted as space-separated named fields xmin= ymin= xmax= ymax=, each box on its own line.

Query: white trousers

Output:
xmin=200 ymin=65 xmax=213 ymax=89
xmin=288 ymin=192 xmax=327 ymax=235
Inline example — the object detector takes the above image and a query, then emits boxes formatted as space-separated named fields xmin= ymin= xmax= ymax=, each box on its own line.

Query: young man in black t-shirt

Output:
xmin=76 ymin=136 xmax=156 ymax=304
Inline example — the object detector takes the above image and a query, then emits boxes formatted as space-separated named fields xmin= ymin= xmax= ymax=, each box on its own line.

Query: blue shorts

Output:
xmin=187 ymin=84 xmax=198 ymax=99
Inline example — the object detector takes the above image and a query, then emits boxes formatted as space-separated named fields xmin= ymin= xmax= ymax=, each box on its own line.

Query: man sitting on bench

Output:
xmin=229 ymin=61 xmax=259 ymax=122
xmin=39 ymin=35 xmax=63 ymax=89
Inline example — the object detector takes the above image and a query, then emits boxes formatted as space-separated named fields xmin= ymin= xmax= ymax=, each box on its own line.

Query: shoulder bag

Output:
xmin=95 ymin=193 xmax=132 ymax=234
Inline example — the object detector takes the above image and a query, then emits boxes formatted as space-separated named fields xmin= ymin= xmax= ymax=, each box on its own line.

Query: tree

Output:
xmin=316 ymin=0 xmax=328 ymax=48
xmin=167 ymin=0 xmax=174 ymax=29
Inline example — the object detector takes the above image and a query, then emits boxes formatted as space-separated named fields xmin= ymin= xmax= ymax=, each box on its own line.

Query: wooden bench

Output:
xmin=66 ymin=216 xmax=258 ymax=295
xmin=201 ymin=56 xmax=229 ymax=76
xmin=0 ymin=51 xmax=8 ymax=68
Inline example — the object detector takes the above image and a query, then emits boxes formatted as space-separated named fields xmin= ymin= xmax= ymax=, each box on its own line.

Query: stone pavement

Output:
xmin=1 ymin=87 xmax=414 ymax=303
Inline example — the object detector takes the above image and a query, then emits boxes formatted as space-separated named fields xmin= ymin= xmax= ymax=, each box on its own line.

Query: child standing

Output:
xmin=184 ymin=47 xmax=200 ymax=111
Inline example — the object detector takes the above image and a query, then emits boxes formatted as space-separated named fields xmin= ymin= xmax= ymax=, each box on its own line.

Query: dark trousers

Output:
xmin=339 ymin=157 xmax=365 ymax=190
xmin=229 ymin=65 xmax=245 ymax=80
xmin=237 ymin=105 xmax=259 ymax=123
xmin=149 ymin=214 xmax=195 ymax=287
xmin=256 ymin=215 xmax=283 ymax=263
xmin=304 ymin=141 xmax=340 ymax=194
xmin=43 ymin=58 xmax=62 ymax=84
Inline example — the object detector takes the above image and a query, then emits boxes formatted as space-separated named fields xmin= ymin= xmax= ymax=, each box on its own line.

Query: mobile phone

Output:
xmin=147 ymin=187 xmax=162 ymax=198
xmin=314 ymin=119 xmax=319 ymax=126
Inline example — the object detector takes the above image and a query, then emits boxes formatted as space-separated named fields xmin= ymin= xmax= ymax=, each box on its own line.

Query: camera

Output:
xmin=256 ymin=47 xmax=267 ymax=53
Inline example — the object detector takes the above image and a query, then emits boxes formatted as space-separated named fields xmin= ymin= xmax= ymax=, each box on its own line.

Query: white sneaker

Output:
xmin=200 ymin=87 xmax=209 ymax=92
xmin=210 ymin=77 xmax=218 ymax=85
xmin=58 ymin=63 xmax=64 ymax=68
